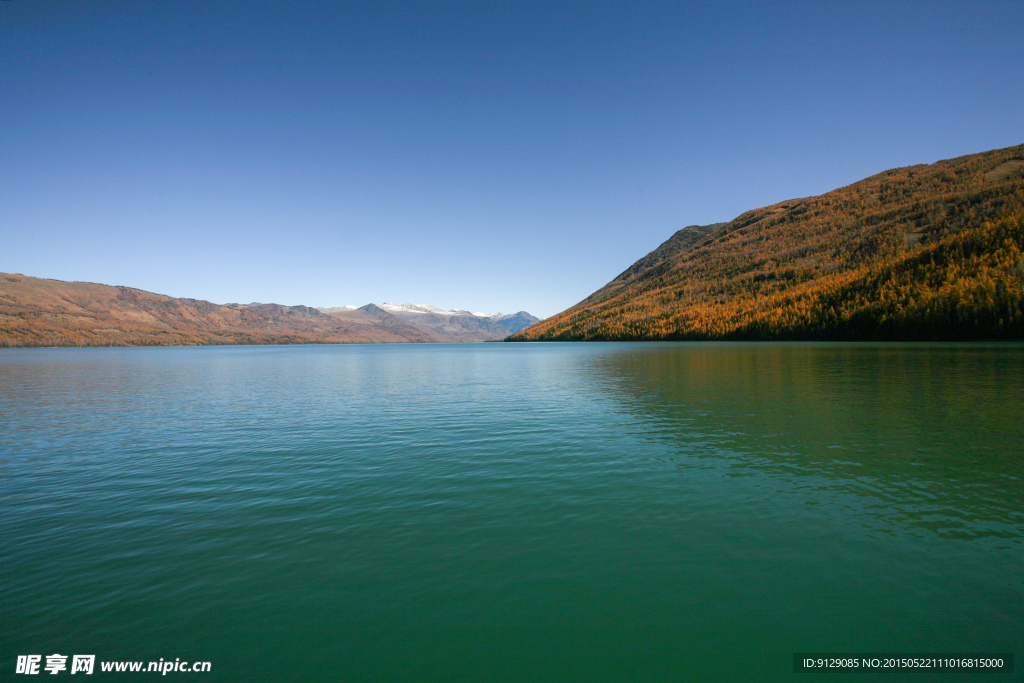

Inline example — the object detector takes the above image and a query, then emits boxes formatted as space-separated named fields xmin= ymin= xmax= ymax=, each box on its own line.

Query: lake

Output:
xmin=2 ymin=342 xmax=1021 ymax=680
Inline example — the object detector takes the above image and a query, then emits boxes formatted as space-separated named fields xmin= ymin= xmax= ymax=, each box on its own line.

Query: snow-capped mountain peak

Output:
xmin=380 ymin=302 xmax=497 ymax=317
xmin=319 ymin=301 xmax=540 ymax=340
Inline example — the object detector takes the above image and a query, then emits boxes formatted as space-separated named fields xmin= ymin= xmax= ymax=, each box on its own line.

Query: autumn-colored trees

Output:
xmin=513 ymin=143 xmax=1024 ymax=341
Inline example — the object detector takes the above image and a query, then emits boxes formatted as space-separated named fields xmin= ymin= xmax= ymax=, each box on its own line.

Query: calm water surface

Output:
xmin=1 ymin=343 xmax=1022 ymax=681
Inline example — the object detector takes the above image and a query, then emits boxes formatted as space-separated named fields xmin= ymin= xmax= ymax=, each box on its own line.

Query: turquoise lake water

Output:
xmin=1 ymin=342 xmax=1022 ymax=681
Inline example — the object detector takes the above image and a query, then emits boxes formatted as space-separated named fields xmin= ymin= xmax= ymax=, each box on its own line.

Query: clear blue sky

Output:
xmin=3 ymin=1 xmax=1022 ymax=318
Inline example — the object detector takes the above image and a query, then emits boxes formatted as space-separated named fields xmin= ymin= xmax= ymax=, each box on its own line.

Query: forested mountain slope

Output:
xmin=511 ymin=144 xmax=1024 ymax=341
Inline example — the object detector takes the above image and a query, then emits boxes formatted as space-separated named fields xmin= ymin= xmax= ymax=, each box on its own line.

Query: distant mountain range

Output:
xmin=511 ymin=143 xmax=1024 ymax=341
xmin=355 ymin=303 xmax=538 ymax=341
xmin=317 ymin=302 xmax=537 ymax=342
xmin=11 ymin=143 xmax=1022 ymax=347
xmin=0 ymin=275 xmax=538 ymax=347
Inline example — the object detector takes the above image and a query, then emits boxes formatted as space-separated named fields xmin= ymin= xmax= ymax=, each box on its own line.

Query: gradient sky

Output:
xmin=3 ymin=1 xmax=1022 ymax=318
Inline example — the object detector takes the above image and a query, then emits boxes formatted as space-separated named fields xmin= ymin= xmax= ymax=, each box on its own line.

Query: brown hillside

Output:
xmin=511 ymin=143 xmax=1024 ymax=341
xmin=0 ymin=275 xmax=439 ymax=347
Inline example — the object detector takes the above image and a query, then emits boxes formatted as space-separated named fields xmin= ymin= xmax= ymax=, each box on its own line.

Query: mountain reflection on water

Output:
xmin=575 ymin=343 xmax=1024 ymax=545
